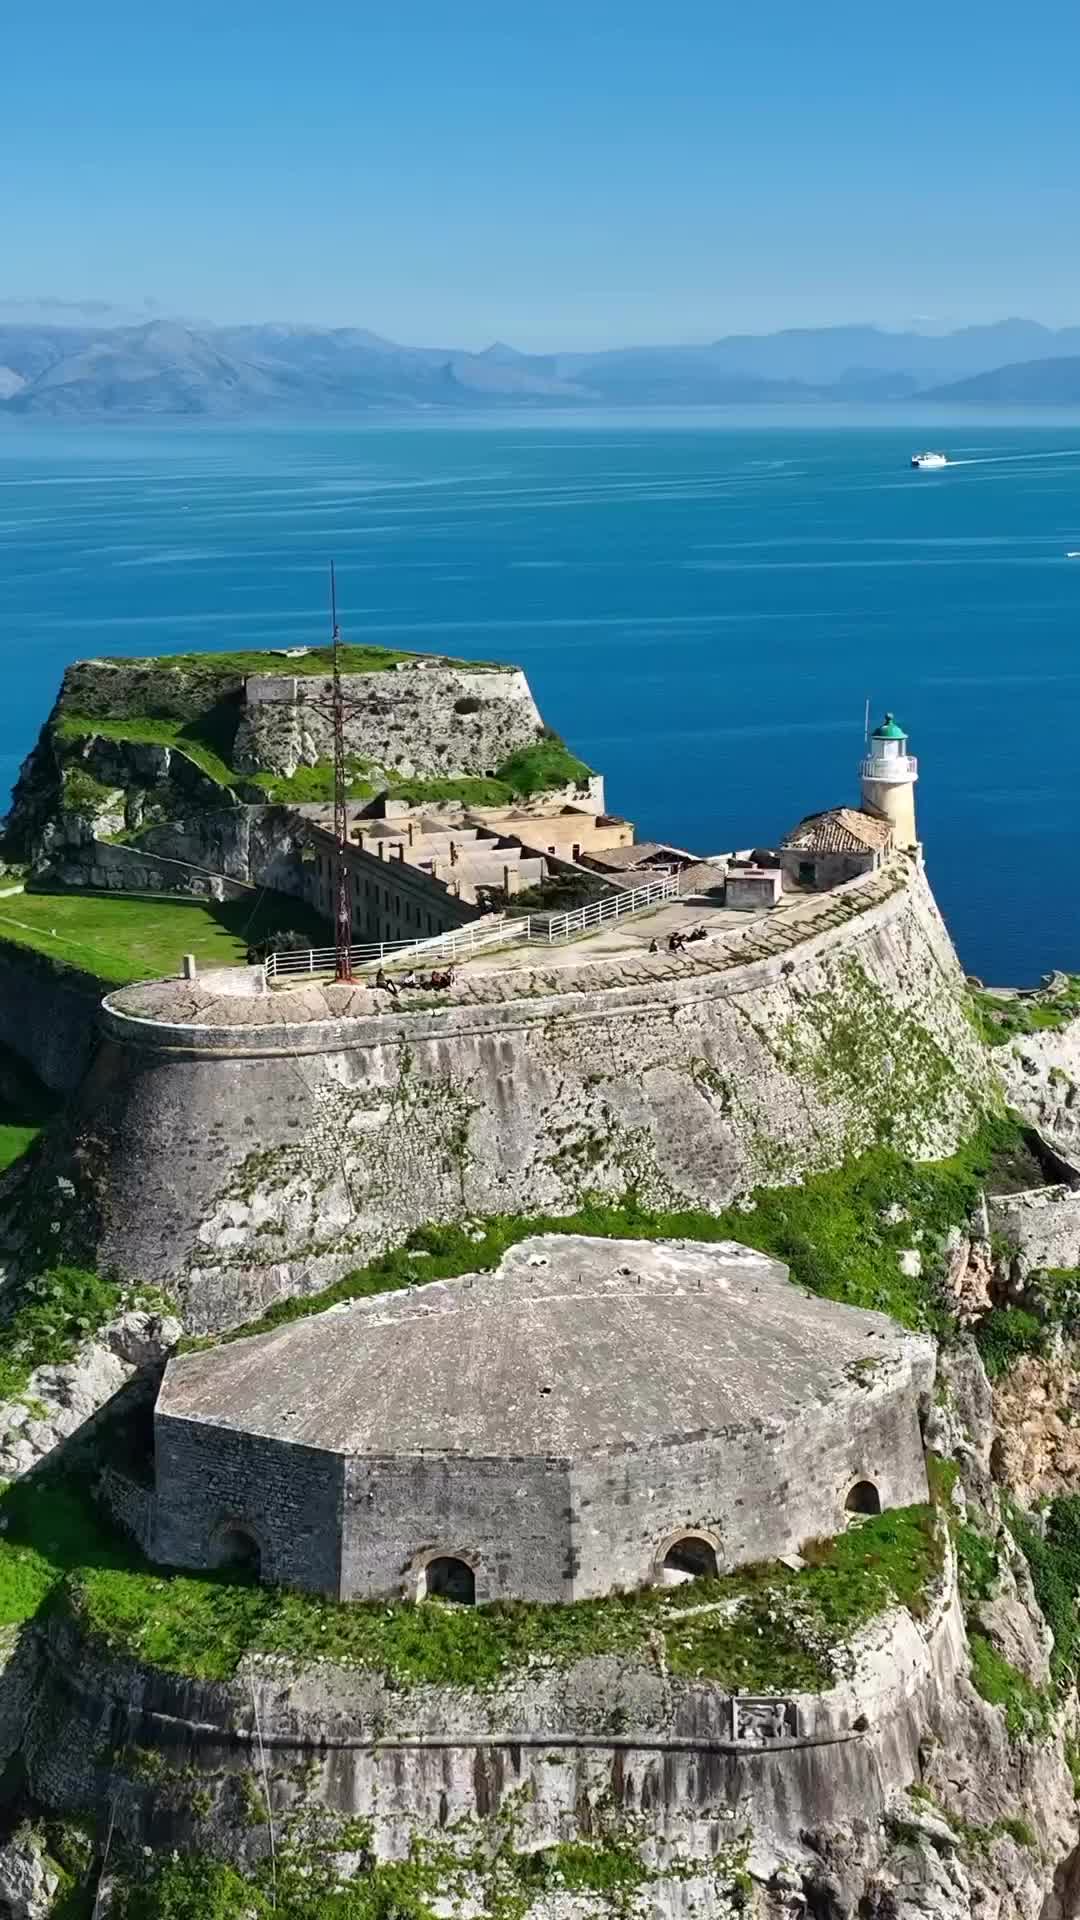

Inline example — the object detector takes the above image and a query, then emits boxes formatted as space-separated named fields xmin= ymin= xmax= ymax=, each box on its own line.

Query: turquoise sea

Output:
xmin=1 ymin=411 xmax=1079 ymax=984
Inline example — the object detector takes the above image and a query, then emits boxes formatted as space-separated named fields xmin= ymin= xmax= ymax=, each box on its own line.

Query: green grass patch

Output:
xmin=56 ymin=712 xmax=238 ymax=791
xmin=1009 ymin=1495 xmax=1080 ymax=1689
xmin=59 ymin=765 xmax=122 ymax=818
xmin=245 ymin=759 xmax=376 ymax=805
xmin=968 ymin=1630 xmax=1051 ymax=1737
xmin=63 ymin=1503 xmax=940 ymax=1688
xmin=952 ymin=1521 xmax=1000 ymax=1604
xmin=0 ymin=1123 xmax=42 ymax=1173
xmin=970 ymin=983 xmax=1080 ymax=1048
xmin=103 ymin=643 xmax=435 ymax=679
xmin=494 ymin=736 xmax=592 ymax=794
xmin=0 ymin=1044 xmax=61 ymax=1174
xmin=0 ymin=1266 xmax=123 ymax=1404
xmin=974 ymin=1307 xmax=1048 ymax=1380
xmin=384 ymin=772 xmax=516 ymax=807
xmin=0 ymin=887 xmax=326 ymax=986
xmin=0 ymin=1478 xmax=134 ymax=1627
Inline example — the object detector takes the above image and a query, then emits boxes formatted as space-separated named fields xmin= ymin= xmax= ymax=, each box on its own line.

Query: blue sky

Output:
xmin=4 ymin=0 xmax=1079 ymax=351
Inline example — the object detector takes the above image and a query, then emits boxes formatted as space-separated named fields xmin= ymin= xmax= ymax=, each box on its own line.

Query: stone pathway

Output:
xmin=110 ymin=859 xmax=912 ymax=1030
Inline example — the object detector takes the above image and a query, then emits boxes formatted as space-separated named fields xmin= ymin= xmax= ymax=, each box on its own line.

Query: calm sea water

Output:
xmin=1 ymin=411 xmax=1079 ymax=984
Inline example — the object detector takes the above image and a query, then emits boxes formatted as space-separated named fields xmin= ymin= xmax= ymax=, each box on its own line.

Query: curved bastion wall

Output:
xmin=34 ymin=861 xmax=995 ymax=1333
xmin=24 ymin=1559 xmax=965 ymax=1874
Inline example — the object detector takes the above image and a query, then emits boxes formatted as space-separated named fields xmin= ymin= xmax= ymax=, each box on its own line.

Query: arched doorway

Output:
xmin=421 ymin=1556 xmax=476 ymax=1605
xmin=845 ymin=1479 xmax=882 ymax=1517
xmin=211 ymin=1523 xmax=262 ymax=1576
xmin=658 ymin=1534 xmax=719 ymax=1585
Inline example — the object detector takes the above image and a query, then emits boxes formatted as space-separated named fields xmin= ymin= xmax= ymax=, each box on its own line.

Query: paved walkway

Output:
xmin=440 ymin=858 xmax=912 ymax=1004
xmin=111 ymin=858 xmax=913 ymax=1031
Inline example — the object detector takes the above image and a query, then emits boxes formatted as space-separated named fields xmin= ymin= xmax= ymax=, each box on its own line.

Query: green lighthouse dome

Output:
xmin=872 ymin=713 xmax=906 ymax=742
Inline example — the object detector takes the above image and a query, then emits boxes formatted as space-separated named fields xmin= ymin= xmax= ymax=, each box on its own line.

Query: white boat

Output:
xmin=1068 ymin=551 xmax=1080 ymax=559
xmin=911 ymin=451 xmax=948 ymax=470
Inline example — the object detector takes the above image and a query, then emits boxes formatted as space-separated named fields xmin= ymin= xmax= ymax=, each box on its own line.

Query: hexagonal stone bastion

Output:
xmin=151 ymin=1236 xmax=935 ymax=1604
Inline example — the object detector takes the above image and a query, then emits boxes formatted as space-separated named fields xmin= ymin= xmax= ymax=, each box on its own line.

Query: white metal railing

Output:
xmin=263 ymin=874 xmax=680 ymax=982
xmin=525 ymin=875 xmax=680 ymax=943
xmin=264 ymin=918 xmax=520 ymax=980
xmin=860 ymin=754 xmax=917 ymax=780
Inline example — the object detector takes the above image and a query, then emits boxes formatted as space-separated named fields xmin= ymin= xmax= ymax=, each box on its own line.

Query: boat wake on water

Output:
xmin=943 ymin=447 xmax=1080 ymax=468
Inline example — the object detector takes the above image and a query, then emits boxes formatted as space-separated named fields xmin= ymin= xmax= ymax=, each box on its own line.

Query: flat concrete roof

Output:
xmin=157 ymin=1236 xmax=924 ymax=1460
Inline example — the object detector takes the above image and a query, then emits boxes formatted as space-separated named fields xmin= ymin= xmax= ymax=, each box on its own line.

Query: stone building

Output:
xmin=779 ymin=806 xmax=895 ymax=892
xmin=300 ymin=788 xmax=637 ymax=944
xmin=152 ymin=1235 xmax=933 ymax=1605
xmin=779 ymin=711 xmax=919 ymax=892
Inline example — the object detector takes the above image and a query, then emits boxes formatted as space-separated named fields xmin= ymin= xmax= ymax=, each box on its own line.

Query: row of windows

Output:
xmin=211 ymin=1484 xmax=883 ymax=1608
xmin=316 ymin=867 xmax=441 ymax=938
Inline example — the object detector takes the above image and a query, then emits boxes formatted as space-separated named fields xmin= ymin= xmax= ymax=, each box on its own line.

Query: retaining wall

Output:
xmin=25 ymin=1565 xmax=965 ymax=1874
xmin=0 ymin=941 xmax=102 ymax=1092
xmin=29 ymin=863 xmax=996 ymax=1333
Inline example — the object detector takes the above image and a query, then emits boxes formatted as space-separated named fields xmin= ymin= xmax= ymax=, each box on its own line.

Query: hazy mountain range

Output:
xmin=3 ymin=314 xmax=1080 ymax=419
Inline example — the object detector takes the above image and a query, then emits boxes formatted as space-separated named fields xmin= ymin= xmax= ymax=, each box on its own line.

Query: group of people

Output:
xmin=647 ymin=926 xmax=710 ymax=956
xmin=373 ymin=965 xmax=456 ymax=998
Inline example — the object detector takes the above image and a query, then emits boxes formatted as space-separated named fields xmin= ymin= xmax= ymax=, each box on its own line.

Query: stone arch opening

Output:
xmin=420 ymin=1556 xmax=476 ymax=1605
xmin=658 ymin=1533 xmax=719 ymax=1585
xmin=845 ymin=1479 xmax=882 ymax=1517
xmin=211 ymin=1523 xmax=262 ymax=1576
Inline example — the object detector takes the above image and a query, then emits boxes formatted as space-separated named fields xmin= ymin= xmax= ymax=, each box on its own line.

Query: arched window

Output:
xmin=210 ymin=1523 xmax=262 ymax=1575
xmin=420 ymin=1556 xmax=476 ymax=1605
xmin=845 ymin=1480 xmax=882 ymax=1517
xmin=658 ymin=1534 xmax=719 ymax=1584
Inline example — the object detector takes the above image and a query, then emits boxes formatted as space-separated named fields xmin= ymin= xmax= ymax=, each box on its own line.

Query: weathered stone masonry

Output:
xmin=35 ymin=863 xmax=995 ymax=1333
xmin=150 ymin=1238 xmax=933 ymax=1604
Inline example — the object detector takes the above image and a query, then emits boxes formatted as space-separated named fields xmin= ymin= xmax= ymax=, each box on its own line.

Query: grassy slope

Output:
xmin=970 ymin=980 xmax=1080 ymax=1046
xmin=55 ymin=713 xmax=237 ymax=790
xmin=0 ymin=889 xmax=325 ymax=986
xmin=0 ymin=1471 xmax=939 ymax=1690
xmin=0 ymin=1045 xmax=59 ymax=1174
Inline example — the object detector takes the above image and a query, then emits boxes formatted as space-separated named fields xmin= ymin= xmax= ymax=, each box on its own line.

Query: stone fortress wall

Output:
xmin=40 ymin=651 xmax=546 ymax=782
xmin=34 ymin=857 xmax=996 ymax=1334
xmin=23 ymin=1554 xmax=966 ymax=1875
xmin=236 ymin=659 xmax=545 ymax=778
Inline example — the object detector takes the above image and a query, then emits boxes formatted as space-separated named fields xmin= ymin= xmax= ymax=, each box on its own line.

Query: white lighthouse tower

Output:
xmin=860 ymin=712 xmax=918 ymax=849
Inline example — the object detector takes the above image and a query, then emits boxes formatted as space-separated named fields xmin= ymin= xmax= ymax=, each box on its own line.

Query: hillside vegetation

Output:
xmin=0 ymin=889 xmax=324 ymax=986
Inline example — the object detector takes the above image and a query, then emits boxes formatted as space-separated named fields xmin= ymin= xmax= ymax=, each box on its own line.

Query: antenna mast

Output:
xmin=864 ymin=696 xmax=871 ymax=746
xmin=330 ymin=562 xmax=353 ymax=982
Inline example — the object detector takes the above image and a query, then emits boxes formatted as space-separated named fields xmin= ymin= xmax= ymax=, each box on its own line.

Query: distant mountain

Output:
xmin=6 ymin=314 xmax=1080 ymax=419
xmin=920 ymin=355 xmax=1080 ymax=405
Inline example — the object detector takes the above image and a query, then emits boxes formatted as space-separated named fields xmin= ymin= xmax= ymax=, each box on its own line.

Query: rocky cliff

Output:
xmin=2 ymin=645 xmax=556 ymax=866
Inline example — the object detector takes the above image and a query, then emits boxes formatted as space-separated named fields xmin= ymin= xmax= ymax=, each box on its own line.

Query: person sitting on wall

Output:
xmin=400 ymin=969 xmax=419 ymax=989
xmin=667 ymin=931 xmax=686 ymax=954
xmin=648 ymin=938 xmax=659 ymax=953
xmin=374 ymin=967 xmax=398 ymax=997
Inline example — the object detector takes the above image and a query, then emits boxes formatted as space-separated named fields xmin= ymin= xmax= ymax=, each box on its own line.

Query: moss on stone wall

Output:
xmin=106 ymin=1816 xmax=750 ymax=1920
xmin=775 ymin=953 xmax=971 ymax=1156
